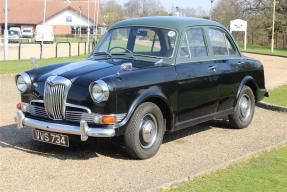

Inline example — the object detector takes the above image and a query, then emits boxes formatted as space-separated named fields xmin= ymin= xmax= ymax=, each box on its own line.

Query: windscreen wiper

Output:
xmin=92 ymin=51 xmax=112 ymax=58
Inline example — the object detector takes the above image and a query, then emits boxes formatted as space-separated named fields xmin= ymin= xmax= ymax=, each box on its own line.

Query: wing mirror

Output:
xmin=116 ymin=63 xmax=133 ymax=79
xmin=120 ymin=63 xmax=133 ymax=71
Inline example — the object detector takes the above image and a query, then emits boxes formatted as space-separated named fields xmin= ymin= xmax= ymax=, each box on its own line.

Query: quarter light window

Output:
xmin=179 ymin=34 xmax=190 ymax=57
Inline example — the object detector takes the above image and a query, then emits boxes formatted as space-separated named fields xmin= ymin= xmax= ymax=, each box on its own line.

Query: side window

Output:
xmin=186 ymin=28 xmax=208 ymax=57
xmin=208 ymin=29 xmax=228 ymax=56
xmin=179 ymin=33 xmax=190 ymax=57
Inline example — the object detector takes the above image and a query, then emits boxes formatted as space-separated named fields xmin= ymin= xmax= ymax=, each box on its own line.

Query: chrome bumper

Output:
xmin=15 ymin=110 xmax=116 ymax=141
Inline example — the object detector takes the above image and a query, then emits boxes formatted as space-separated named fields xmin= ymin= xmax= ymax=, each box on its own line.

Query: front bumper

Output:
xmin=15 ymin=110 xmax=116 ymax=141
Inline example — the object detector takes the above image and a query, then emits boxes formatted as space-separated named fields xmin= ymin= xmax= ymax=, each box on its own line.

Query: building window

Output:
xmin=66 ymin=16 xmax=72 ymax=23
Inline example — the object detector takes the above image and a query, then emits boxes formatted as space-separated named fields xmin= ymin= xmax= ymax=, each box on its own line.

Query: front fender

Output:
xmin=115 ymin=86 xmax=171 ymax=133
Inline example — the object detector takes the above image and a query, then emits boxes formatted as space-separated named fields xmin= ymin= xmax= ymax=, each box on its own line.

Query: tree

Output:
xmin=211 ymin=0 xmax=242 ymax=27
xmin=102 ymin=0 xmax=124 ymax=27
xmin=211 ymin=0 xmax=287 ymax=48
xmin=181 ymin=7 xmax=207 ymax=17
xmin=124 ymin=0 xmax=168 ymax=18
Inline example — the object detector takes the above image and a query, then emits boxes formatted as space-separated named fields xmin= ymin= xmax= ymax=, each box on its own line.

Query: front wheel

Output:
xmin=228 ymin=85 xmax=255 ymax=129
xmin=124 ymin=102 xmax=165 ymax=159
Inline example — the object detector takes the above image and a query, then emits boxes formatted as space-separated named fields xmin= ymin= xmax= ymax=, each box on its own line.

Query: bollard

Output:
xmin=40 ymin=43 xmax=43 ymax=59
xmin=68 ymin=42 xmax=71 ymax=57
xmin=18 ymin=42 xmax=21 ymax=60
xmin=55 ymin=42 xmax=58 ymax=58
xmin=78 ymin=42 xmax=80 ymax=56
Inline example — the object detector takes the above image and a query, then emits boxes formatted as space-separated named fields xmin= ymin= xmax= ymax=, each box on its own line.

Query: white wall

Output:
xmin=45 ymin=9 xmax=93 ymax=27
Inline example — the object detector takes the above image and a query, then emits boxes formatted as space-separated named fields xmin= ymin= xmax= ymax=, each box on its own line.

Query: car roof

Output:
xmin=110 ymin=16 xmax=226 ymax=32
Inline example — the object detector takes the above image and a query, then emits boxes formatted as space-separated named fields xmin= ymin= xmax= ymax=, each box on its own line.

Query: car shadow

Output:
xmin=0 ymin=120 xmax=230 ymax=160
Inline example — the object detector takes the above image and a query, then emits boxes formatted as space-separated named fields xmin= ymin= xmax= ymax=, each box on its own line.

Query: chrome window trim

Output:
xmin=185 ymin=32 xmax=192 ymax=58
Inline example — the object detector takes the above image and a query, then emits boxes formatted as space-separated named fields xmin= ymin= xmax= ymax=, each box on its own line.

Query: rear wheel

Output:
xmin=229 ymin=85 xmax=255 ymax=129
xmin=124 ymin=102 xmax=165 ymax=159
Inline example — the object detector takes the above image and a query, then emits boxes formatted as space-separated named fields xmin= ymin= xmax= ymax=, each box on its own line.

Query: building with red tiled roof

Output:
xmin=0 ymin=0 xmax=105 ymax=35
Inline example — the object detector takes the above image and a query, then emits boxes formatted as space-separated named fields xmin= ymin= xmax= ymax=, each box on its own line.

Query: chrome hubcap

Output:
xmin=139 ymin=113 xmax=158 ymax=149
xmin=238 ymin=94 xmax=251 ymax=122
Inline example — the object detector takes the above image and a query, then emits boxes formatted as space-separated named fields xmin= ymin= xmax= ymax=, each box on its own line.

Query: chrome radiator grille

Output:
xmin=44 ymin=76 xmax=72 ymax=120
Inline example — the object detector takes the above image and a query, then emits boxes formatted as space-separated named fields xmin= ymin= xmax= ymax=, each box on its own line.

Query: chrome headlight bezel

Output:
xmin=16 ymin=72 xmax=32 ymax=93
xmin=89 ymin=80 xmax=110 ymax=103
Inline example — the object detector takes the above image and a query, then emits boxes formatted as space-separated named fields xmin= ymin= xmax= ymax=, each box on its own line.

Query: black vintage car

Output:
xmin=15 ymin=16 xmax=269 ymax=159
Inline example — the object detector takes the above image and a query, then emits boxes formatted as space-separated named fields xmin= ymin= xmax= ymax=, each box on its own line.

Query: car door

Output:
xmin=176 ymin=27 xmax=219 ymax=128
xmin=206 ymin=28 xmax=242 ymax=112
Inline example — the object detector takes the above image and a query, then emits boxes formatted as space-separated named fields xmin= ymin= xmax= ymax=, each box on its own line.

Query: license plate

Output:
xmin=32 ymin=129 xmax=69 ymax=147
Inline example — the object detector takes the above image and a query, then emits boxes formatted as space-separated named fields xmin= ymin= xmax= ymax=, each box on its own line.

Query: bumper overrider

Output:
xmin=15 ymin=110 xmax=117 ymax=141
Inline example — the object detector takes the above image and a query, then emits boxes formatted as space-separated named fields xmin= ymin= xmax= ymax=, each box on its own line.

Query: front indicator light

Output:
xmin=16 ymin=103 xmax=28 ymax=112
xmin=16 ymin=103 xmax=22 ymax=110
xmin=101 ymin=115 xmax=116 ymax=125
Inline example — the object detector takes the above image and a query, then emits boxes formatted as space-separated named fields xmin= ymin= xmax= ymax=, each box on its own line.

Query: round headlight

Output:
xmin=16 ymin=73 xmax=31 ymax=93
xmin=90 ymin=80 xmax=109 ymax=103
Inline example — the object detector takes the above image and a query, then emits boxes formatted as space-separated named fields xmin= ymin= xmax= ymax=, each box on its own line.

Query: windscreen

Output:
xmin=95 ymin=27 xmax=177 ymax=58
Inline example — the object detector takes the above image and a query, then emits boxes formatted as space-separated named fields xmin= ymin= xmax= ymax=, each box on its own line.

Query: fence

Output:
xmin=0 ymin=41 xmax=97 ymax=61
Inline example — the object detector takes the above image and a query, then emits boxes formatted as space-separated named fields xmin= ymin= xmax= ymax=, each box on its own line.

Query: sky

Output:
xmin=102 ymin=0 xmax=215 ymax=13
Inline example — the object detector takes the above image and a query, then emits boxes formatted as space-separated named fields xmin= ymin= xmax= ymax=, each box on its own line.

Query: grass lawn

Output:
xmin=0 ymin=55 xmax=86 ymax=75
xmin=161 ymin=145 xmax=287 ymax=192
xmin=264 ymin=84 xmax=287 ymax=107
xmin=240 ymin=45 xmax=287 ymax=57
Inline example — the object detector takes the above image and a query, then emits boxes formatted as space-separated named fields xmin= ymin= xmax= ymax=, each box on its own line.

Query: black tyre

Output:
xmin=229 ymin=85 xmax=255 ymax=129
xmin=124 ymin=102 xmax=165 ymax=159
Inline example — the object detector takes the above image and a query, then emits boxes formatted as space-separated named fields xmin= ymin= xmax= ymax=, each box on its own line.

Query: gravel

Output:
xmin=0 ymin=53 xmax=286 ymax=192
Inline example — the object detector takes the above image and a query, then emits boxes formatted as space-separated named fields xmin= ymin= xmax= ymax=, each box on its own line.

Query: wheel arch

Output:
xmin=143 ymin=97 xmax=173 ymax=131
xmin=235 ymin=76 xmax=259 ymax=106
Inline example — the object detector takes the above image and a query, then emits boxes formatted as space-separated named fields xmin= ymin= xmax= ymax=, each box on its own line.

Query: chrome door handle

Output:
xmin=208 ymin=66 xmax=216 ymax=72
xmin=237 ymin=61 xmax=245 ymax=65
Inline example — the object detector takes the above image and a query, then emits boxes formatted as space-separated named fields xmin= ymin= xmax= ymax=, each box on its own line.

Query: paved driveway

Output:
xmin=0 ymin=54 xmax=286 ymax=192
xmin=243 ymin=53 xmax=287 ymax=89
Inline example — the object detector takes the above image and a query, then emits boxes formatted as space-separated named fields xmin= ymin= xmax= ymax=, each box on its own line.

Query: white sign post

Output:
xmin=230 ymin=19 xmax=248 ymax=50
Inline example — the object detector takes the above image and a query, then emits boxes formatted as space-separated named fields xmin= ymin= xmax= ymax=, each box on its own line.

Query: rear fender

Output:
xmin=234 ymin=76 xmax=258 ymax=106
